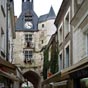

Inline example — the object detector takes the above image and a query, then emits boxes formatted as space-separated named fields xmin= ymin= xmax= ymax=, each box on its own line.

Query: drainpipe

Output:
xmin=6 ymin=1 xmax=10 ymax=61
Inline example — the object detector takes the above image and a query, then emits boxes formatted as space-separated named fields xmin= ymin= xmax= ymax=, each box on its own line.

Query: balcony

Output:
xmin=24 ymin=41 xmax=34 ymax=49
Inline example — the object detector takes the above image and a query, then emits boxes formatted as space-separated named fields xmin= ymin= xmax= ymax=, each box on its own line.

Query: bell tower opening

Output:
xmin=22 ymin=0 xmax=34 ymax=11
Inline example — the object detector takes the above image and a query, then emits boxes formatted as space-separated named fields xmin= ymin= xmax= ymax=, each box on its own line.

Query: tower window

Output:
xmin=25 ymin=34 xmax=32 ymax=42
xmin=42 ymin=24 xmax=44 ymax=28
xmin=24 ymin=50 xmax=33 ymax=62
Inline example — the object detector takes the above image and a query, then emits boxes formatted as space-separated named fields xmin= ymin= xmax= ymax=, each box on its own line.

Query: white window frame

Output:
xmin=24 ymin=50 xmax=33 ymax=62
xmin=86 ymin=34 xmax=88 ymax=55
xmin=59 ymin=50 xmax=63 ymax=71
xmin=64 ymin=41 xmax=70 ymax=68
xmin=84 ymin=27 xmax=88 ymax=57
xmin=64 ymin=7 xmax=70 ymax=38
xmin=25 ymin=34 xmax=32 ymax=42
xmin=1 ymin=27 xmax=5 ymax=52
xmin=82 ymin=24 xmax=88 ymax=58
xmin=58 ymin=22 xmax=63 ymax=45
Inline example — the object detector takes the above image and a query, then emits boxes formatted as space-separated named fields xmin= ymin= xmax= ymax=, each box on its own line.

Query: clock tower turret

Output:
xmin=16 ymin=0 xmax=38 ymax=32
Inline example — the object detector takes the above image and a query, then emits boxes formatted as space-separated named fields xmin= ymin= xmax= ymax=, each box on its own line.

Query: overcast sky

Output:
xmin=14 ymin=0 xmax=63 ymax=17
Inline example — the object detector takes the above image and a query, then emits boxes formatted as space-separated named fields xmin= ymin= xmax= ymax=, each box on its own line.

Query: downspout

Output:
xmin=6 ymin=1 xmax=10 ymax=61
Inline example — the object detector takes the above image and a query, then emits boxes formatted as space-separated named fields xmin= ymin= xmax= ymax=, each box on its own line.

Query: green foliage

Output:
xmin=50 ymin=42 xmax=58 ymax=74
xmin=43 ymin=49 xmax=49 ymax=79
xmin=43 ymin=37 xmax=58 ymax=79
xmin=50 ymin=49 xmax=58 ymax=74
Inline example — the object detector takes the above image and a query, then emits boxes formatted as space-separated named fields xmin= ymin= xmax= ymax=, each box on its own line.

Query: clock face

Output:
xmin=24 ymin=22 xmax=33 ymax=29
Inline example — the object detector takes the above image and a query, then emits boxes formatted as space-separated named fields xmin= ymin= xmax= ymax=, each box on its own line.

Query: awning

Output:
xmin=0 ymin=56 xmax=16 ymax=69
xmin=50 ymin=80 xmax=68 ymax=87
xmin=0 ymin=70 xmax=19 ymax=81
xmin=42 ymin=58 xmax=88 ymax=86
xmin=42 ymin=72 xmax=62 ymax=85
xmin=61 ymin=57 xmax=88 ymax=77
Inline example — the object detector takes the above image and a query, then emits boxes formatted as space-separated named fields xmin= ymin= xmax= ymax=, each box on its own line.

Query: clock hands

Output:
xmin=24 ymin=22 xmax=33 ymax=29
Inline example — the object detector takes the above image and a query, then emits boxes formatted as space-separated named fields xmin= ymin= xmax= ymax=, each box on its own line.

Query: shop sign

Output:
xmin=0 ymin=83 xmax=4 ymax=87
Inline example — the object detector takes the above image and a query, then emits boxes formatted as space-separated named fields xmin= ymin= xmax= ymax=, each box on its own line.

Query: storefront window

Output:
xmin=0 ymin=76 xmax=13 ymax=88
xmin=80 ymin=78 xmax=88 ymax=88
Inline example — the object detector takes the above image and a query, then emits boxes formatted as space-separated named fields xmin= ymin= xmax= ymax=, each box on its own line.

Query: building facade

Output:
xmin=42 ymin=0 xmax=74 ymax=88
xmin=0 ymin=0 xmax=23 ymax=88
xmin=43 ymin=32 xmax=58 ymax=80
xmin=70 ymin=0 xmax=88 ymax=88
xmin=13 ymin=0 xmax=42 ymax=88
xmin=0 ymin=0 xmax=7 ymax=60
xmin=42 ymin=0 xmax=88 ymax=88
xmin=55 ymin=0 xmax=73 ymax=71
xmin=38 ymin=6 xmax=56 ymax=48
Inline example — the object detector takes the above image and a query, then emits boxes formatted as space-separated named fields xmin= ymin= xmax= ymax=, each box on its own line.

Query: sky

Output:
xmin=14 ymin=0 xmax=63 ymax=17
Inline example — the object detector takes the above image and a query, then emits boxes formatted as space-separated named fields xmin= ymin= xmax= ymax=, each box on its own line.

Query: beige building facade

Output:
xmin=13 ymin=31 xmax=42 ymax=73
xmin=42 ymin=0 xmax=88 ymax=88
xmin=0 ymin=0 xmax=24 ymax=88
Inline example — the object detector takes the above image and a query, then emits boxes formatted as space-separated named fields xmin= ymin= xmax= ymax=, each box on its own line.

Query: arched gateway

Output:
xmin=23 ymin=70 xmax=41 ymax=88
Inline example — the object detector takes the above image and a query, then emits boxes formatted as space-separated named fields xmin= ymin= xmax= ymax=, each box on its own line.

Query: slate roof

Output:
xmin=47 ymin=6 xmax=56 ymax=20
xmin=16 ymin=0 xmax=38 ymax=32
xmin=38 ymin=14 xmax=48 ymax=23
xmin=38 ymin=6 xmax=56 ymax=23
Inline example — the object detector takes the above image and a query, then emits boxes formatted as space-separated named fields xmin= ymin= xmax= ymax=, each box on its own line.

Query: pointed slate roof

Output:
xmin=38 ymin=6 xmax=56 ymax=23
xmin=47 ymin=6 xmax=56 ymax=20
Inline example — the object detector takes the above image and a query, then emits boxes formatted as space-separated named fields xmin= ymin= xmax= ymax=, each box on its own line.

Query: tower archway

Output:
xmin=23 ymin=70 xmax=41 ymax=88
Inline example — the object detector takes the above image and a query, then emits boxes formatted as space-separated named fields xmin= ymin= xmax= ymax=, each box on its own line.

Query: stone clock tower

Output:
xmin=13 ymin=0 xmax=42 ymax=85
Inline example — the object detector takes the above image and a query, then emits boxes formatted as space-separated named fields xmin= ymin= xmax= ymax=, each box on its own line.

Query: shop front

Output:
xmin=49 ymin=80 xmax=68 ymax=88
xmin=42 ymin=71 xmax=71 ymax=88
xmin=0 ymin=57 xmax=19 ymax=88
xmin=0 ymin=75 xmax=14 ymax=88
xmin=0 ymin=66 xmax=19 ymax=88
xmin=70 ymin=66 xmax=88 ymax=88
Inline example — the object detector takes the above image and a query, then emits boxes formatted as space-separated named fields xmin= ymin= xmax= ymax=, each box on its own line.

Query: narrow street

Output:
xmin=0 ymin=0 xmax=88 ymax=88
